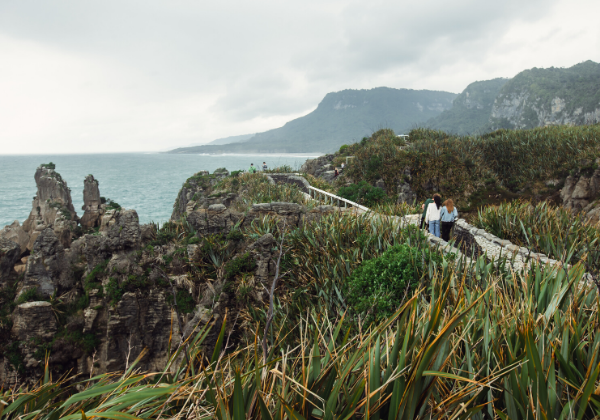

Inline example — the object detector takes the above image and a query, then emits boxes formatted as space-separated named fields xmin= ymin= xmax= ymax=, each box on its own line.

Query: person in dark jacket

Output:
xmin=420 ymin=196 xmax=433 ymax=229
xmin=440 ymin=199 xmax=458 ymax=241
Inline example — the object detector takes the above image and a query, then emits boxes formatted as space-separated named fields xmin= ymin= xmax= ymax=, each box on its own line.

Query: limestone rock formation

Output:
xmin=0 ymin=238 xmax=21 ymax=285
xmin=99 ymin=209 xmax=141 ymax=251
xmin=22 ymin=165 xmax=78 ymax=250
xmin=0 ymin=221 xmax=30 ymax=255
xmin=11 ymin=301 xmax=57 ymax=342
xmin=301 ymin=154 xmax=336 ymax=181
xmin=171 ymin=171 xmax=238 ymax=221
xmin=21 ymin=228 xmax=73 ymax=298
xmin=187 ymin=204 xmax=242 ymax=236
xmin=80 ymin=175 xmax=103 ymax=229
xmin=397 ymin=182 xmax=416 ymax=204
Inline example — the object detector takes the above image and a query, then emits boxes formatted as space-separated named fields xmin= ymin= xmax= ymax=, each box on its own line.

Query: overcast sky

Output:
xmin=1 ymin=0 xmax=599 ymax=154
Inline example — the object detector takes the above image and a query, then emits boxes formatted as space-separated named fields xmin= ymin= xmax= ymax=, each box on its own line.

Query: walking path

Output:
xmin=271 ymin=173 xmax=572 ymax=273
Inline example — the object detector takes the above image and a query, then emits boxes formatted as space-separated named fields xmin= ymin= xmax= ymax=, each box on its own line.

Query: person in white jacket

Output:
xmin=425 ymin=193 xmax=442 ymax=238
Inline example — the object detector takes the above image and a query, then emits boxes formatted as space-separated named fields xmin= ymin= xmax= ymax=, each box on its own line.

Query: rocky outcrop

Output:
xmin=0 ymin=238 xmax=21 ymax=285
xmin=89 ymin=290 xmax=181 ymax=374
xmin=559 ymin=162 xmax=600 ymax=222
xmin=397 ymin=181 xmax=417 ymax=204
xmin=300 ymin=154 xmax=336 ymax=180
xmin=98 ymin=209 xmax=141 ymax=251
xmin=11 ymin=301 xmax=58 ymax=371
xmin=80 ymin=175 xmax=103 ymax=229
xmin=22 ymin=165 xmax=78 ymax=250
xmin=171 ymin=171 xmax=237 ymax=221
xmin=21 ymin=228 xmax=73 ymax=298
xmin=187 ymin=204 xmax=242 ymax=236
xmin=0 ymin=221 xmax=30 ymax=255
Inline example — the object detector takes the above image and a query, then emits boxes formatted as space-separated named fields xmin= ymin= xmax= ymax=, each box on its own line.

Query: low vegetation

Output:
xmin=475 ymin=200 xmax=600 ymax=273
xmin=338 ymin=125 xmax=600 ymax=210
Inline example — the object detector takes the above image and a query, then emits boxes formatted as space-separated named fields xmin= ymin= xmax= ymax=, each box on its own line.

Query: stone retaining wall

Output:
xmin=400 ymin=214 xmax=564 ymax=271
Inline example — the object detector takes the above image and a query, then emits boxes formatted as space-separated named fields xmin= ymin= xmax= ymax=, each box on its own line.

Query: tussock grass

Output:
xmin=3 ymin=254 xmax=598 ymax=419
xmin=475 ymin=200 xmax=600 ymax=273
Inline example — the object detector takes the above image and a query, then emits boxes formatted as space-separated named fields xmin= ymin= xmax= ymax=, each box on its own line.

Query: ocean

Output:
xmin=0 ymin=153 xmax=317 ymax=228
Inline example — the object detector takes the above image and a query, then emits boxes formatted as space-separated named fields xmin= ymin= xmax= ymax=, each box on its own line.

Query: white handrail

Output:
xmin=307 ymin=186 xmax=370 ymax=212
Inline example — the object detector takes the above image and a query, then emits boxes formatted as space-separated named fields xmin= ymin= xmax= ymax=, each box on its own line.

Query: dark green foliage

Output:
xmin=337 ymin=181 xmax=387 ymax=207
xmin=345 ymin=244 xmax=441 ymax=323
xmin=15 ymin=288 xmax=45 ymax=305
xmin=224 ymin=253 xmax=256 ymax=278
xmin=166 ymin=289 xmax=195 ymax=314
xmin=105 ymin=277 xmax=123 ymax=306
xmin=41 ymin=162 xmax=56 ymax=170
xmin=5 ymin=341 xmax=25 ymax=373
xmin=226 ymin=229 xmax=244 ymax=241
xmin=230 ymin=170 xmax=243 ymax=178
xmin=338 ymin=144 xmax=349 ymax=153
xmin=84 ymin=260 xmax=109 ymax=292
xmin=105 ymin=199 xmax=121 ymax=210
xmin=149 ymin=222 xmax=178 ymax=246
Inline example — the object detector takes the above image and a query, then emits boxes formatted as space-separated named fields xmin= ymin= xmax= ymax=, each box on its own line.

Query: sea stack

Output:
xmin=22 ymin=164 xmax=78 ymax=249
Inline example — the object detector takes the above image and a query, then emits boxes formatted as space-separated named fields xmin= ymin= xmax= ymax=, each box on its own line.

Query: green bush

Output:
xmin=226 ymin=229 xmax=244 ymax=241
xmin=105 ymin=199 xmax=121 ymax=210
xmin=15 ymin=288 xmax=45 ymax=305
xmin=41 ymin=162 xmax=56 ymax=170
xmin=105 ymin=277 xmax=123 ymax=306
xmin=84 ymin=260 xmax=109 ymax=292
xmin=166 ymin=289 xmax=195 ymax=314
xmin=337 ymin=181 xmax=387 ymax=207
xmin=224 ymin=253 xmax=256 ymax=278
xmin=345 ymin=243 xmax=441 ymax=324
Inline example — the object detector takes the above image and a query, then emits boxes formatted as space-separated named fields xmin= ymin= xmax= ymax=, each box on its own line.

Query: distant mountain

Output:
xmin=425 ymin=78 xmax=508 ymax=135
xmin=488 ymin=61 xmax=600 ymax=130
xmin=167 ymin=87 xmax=457 ymax=154
xmin=206 ymin=133 xmax=255 ymax=145
xmin=426 ymin=61 xmax=600 ymax=134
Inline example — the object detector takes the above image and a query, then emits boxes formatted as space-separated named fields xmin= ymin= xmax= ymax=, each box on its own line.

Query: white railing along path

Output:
xmin=307 ymin=186 xmax=370 ymax=212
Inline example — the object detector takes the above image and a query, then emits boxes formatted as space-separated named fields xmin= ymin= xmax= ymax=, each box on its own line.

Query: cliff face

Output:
xmin=0 ymin=166 xmax=337 ymax=387
xmin=489 ymin=61 xmax=600 ymax=130
xmin=426 ymin=78 xmax=508 ymax=135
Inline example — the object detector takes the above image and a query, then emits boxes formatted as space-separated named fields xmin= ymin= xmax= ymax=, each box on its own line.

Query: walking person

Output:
xmin=425 ymin=193 xmax=442 ymax=238
xmin=440 ymin=199 xmax=458 ymax=242
xmin=262 ymin=162 xmax=268 ymax=171
xmin=333 ymin=168 xmax=339 ymax=178
xmin=248 ymin=163 xmax=257 ymax=173
xmin=420 ymin=195 xmax=433 ymax=229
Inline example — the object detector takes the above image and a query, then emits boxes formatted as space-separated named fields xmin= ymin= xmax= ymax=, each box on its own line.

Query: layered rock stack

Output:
xmin=22 ymin=164 xmax=79 ymax=249
xmin=80 ymin=175 xmax=103 ymax=229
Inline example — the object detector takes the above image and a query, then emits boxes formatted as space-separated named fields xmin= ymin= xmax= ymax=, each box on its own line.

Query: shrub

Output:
xmin=226 ymin=229 xmax=244 ymax=241
xmin=105 ymin=199 xmax=121 ymax=210
xmin=84 ymin=260 xmax=109 ymax=292
xmin=41 ymin=162 xmax=56 ymax=170
xmin=337 ymin=181 xmax=387 ymax=207
xmin=105 ymin=277 xmax=123 ymax=306
xmin=166 ymin=289 xmax=195 ymax=314
xmin=338 ymin=144 xmax=349 ymax=153
xmin=345 ymin=244 xmax=441 ymax=324
xmin=230 ymin=170 xmax=243 ymax=178
xmin=224 ymin=253 xmax=257 ymax=278
xmin=16 ymin=288 xmax=45 ymax=305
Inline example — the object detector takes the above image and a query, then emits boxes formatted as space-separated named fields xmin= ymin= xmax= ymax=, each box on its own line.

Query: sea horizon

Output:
xmin=0 ymin=153 xmax=318 ymax=228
